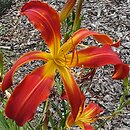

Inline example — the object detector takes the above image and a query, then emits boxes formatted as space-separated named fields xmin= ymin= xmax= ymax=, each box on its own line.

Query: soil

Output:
xmin=0 ymin=0 xmax=130 ymax=130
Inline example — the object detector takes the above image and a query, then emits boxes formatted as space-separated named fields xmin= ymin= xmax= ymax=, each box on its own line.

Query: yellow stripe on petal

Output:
xmin=43 ymin=60 xmax=57 ymax=78
xmin=21 ymin=1 xmax=61 ymax=56
xmin=67 ymin=45 xmax=120 ymax=67
xmin=57 ymin=66 xmax=83 ymax=120
xmin=59 ymin=28 xmax=115 ymax=55
xmin=77 ymin=102 xmax=103 ymax=124
xmin=2 ymin=51 xmax=50 ymax=92
xmin=66 ymin=45 xmax=129 ymax=79
xmin=5 ymin=61 xmax=56 ymax=126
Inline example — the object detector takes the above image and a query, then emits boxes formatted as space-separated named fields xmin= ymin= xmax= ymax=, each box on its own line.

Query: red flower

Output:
xmin=2 ymin=1 xmax=129 ymax=126
xmin=67 ymin=101 xmax=103 ymax=130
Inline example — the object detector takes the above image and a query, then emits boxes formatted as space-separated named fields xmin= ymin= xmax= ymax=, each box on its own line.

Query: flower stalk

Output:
xmin=60 ymin=0 xmax=77 ymax=22
xmin=72 ymin=0 xmax=84 ymax=32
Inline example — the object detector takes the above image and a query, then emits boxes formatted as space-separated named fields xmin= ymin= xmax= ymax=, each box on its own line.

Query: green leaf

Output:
xmin=0 ymin=111 xmax=9 ymax=129
xmin=49 ymin=115 xmax=58 ymax=130
xmin=59 ymin=117 xmax=66 ymax=129
xmin=72 ymin=11 xmax=75 ymax=21
xmin=125 ymin=99 xmax=130 ymax=106
xmin=51 ymin=101 xmax=62 ymax=118
xmin=120 ymin=95 xmax=125 ymax=106
xmin=7 ymin=119 xmax=15 ymax=130
xmin=18 ymin=126 xmax=26 ymax=130
xmin=124 ymin=89 xmax=128 ymax=96
xmin=123 ymin=77 xmax=129 ymax=97
xmin=123 ymin=77 xmax=128 ymax=88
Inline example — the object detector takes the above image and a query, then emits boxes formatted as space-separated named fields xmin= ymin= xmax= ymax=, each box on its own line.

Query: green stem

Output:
xmin=95 ymin=118 xmax=110 ymax=130
xmin=96 ymin=77 xmax=129 ymax=129
xmin=72 ymin=0 xmax=84 ymax=32
xmin=36 ymin=98 xmax=49 ymax=129
xmin=42 ymin=110 xmax=50 ymax=130
xmin=63 ymin=126 xmax=67 ymax=130
xmin=96 ymin=100 xmax=129 ymax=130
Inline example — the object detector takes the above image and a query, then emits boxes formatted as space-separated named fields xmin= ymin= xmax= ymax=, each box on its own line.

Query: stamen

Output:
xmin=70 ymin=68 xmax=81 ymax=78
xmin=78 ymin=43 xmax=89 ymax=48
xmin=69 ymin=46 xmax=79 ymax=66
xmin=79 ymin=65 xmax=85 ymax=78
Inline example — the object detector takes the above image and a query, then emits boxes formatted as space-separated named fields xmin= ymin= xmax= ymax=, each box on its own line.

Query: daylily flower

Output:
xmin=67 ymin=100 xmax=103 ymax=130
xmin=62 ymin=92 xmax=103 ymax=130
xmin=2 ymin=1 xmax=129 ymax=126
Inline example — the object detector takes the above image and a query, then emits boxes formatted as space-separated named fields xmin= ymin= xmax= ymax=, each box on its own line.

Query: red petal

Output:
xmin=21 ymin=1 xmax=61 ymax=56
xmin=67 ymin=45 xmax=129 ymax=79
xmin=112 ymin=39 xmax=120 ymax=48
xmin=2 ymin=51 xmax=49 ymax=92
xmin=5 ymin=61 xmax=56 ymax=126
xmin=83 ymin=123 xmax=94 ymax=130
xmin=66 ymin=114 xmax=75 ymax=128
xmin=57 ymin=66 xmax=83 ymax=120
xmin=73 ymin=45 xmax=121 ymax=67
xmin=61 ymin=91 xmax=67 ymax=100
xmin=83 ymin=102 xmax=103 ymax=118
xmin=59 ymin=28 xmax=116 ymax=55
xmin=112 ymin=63 xmax=129 ymax=79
